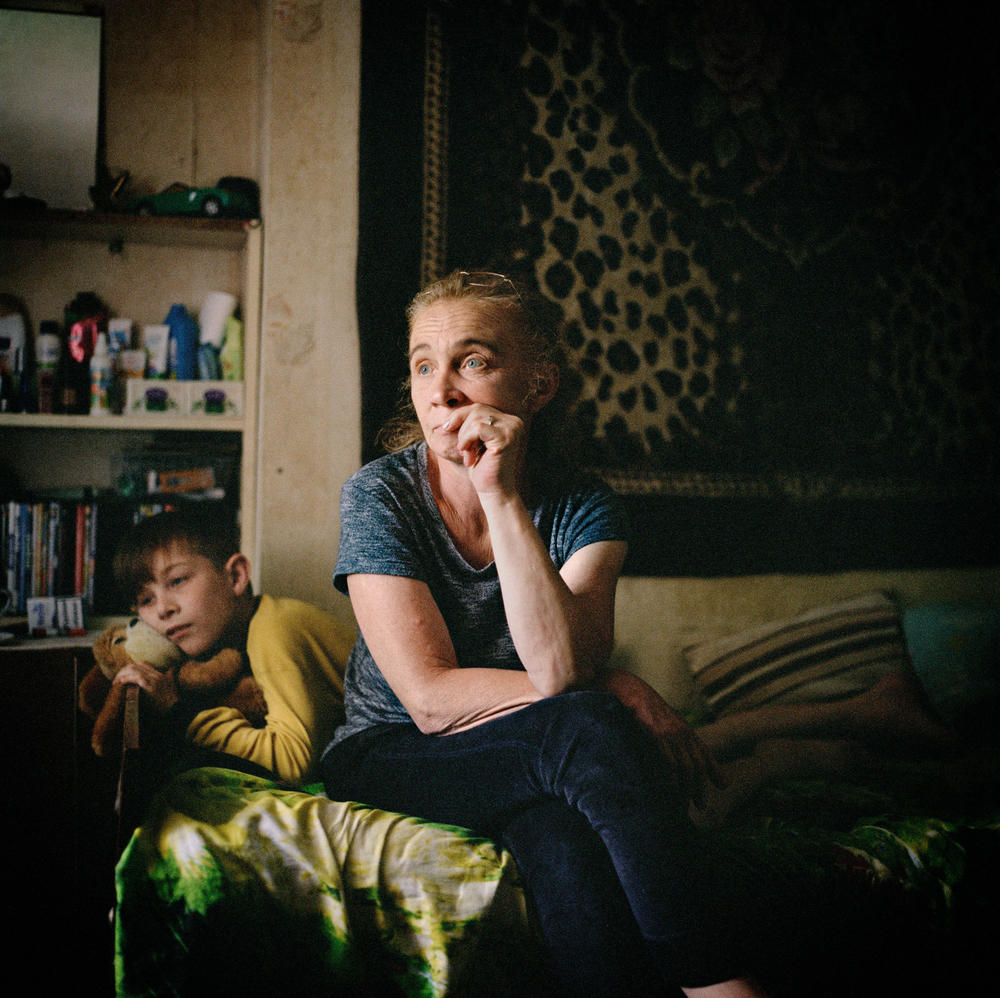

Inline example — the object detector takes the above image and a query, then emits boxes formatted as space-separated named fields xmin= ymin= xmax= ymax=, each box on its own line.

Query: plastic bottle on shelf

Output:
xmin=0 ymin=308 xmax=26 ymax=412
xmin=219 ymin=315 xmax=244 ymax=380
xmin=89 ymin=332 xmax=112 ymax=414
xmin=165 ymin=303 xmax=197 ymax=380
xmin=107 ymin=318 xmax=133 ymax=414
xmin=54 ymin=322 xmax=75 ymax=413
xmin=0 ymin=365 xmax=15 ymax=413
xmin=64 ymin=291 xmax=107 ymax=413
xmin=35 ymin=320 xmax=61 ymax=413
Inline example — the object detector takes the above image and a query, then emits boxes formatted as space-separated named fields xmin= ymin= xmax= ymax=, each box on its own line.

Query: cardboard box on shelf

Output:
xmin=124 ymin=379 xmax=243 ymax=417
xmin=125 ymin=379 xmax=186 ymax=416
xmin=186 ymin=381 xmax=244 ymax=417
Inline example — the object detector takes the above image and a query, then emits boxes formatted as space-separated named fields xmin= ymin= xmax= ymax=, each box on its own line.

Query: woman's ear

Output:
xmin=528 ymin=363 xmax=559 ymax=412
xmin=225 ymin=553 xmax=252 ymax=596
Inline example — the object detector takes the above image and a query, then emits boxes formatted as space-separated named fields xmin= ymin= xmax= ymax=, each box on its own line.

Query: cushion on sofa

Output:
xmin=903 ymin=603 xmax=1000 ymax=739
xmin=684 ymin=591 xmax=908 ymax=717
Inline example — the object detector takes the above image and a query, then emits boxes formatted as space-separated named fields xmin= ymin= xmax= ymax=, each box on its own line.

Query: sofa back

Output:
xmin=612 ymin=567 xmax=1000 ymax=713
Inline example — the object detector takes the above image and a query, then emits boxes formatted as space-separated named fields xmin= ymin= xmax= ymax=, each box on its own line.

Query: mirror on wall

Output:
xmin=0 ymin=5 xmax=102 ymax=211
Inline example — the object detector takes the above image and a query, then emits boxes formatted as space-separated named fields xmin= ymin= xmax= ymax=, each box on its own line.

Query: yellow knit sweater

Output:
xmin=184 ymin=595 xmax=355 ymax=784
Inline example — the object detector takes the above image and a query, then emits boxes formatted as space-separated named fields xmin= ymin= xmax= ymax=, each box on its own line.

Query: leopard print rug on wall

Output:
xmin=420 ymin=0 xmax=998 ymax=492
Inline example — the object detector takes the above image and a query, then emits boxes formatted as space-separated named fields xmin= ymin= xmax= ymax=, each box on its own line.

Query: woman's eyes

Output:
xmin=414 ymin=356 xmax=487 ymax=375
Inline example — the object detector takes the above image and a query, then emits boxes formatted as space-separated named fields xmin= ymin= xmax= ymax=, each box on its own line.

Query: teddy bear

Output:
xmin=78 ymin=616 xmax=268 ymax=757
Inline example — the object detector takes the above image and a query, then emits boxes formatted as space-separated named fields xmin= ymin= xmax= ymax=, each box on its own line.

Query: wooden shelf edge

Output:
xmin=1 ymin=209 xmax=261 ymax=250
xmin=0 ymin=413 xmax=243 ymax=432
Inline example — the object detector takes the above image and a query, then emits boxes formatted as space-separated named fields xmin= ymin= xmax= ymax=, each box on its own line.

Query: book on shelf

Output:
xmin=3 ymin=499 xmax=97 ymax=611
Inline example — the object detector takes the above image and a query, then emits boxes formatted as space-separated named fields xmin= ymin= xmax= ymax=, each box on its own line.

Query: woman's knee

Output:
xmin=536 ymin=689 xmax=655 ymax=758
xmin=537 ymin=689 xmax=635 ymax=729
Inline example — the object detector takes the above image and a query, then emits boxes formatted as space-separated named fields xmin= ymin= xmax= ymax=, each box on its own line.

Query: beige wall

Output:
xmin=256 ymin=0 xmax=361 ymax=623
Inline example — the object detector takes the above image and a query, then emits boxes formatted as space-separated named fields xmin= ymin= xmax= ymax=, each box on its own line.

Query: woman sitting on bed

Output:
xmin=321 ymin=269 xmax=776 ymax=997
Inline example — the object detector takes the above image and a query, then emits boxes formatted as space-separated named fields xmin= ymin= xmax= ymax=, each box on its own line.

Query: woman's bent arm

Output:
xmin=482 ymin=491 xmax=626 ymax=695
xmin=348 ymin=572 xmax=542 ymax=734
xmin=347 ymin=527 xmax=625 ymax=733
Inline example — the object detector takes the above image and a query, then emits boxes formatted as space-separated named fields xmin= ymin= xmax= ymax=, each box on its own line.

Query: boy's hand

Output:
xmin=113 ymin=660 xmax=180 ymax=713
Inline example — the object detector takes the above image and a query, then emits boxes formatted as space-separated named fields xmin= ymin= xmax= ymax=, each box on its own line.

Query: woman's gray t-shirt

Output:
xmin=325 ymin=443 xmax=630 ymax=749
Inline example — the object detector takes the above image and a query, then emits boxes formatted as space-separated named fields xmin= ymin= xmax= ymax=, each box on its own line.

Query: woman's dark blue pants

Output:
xmin=321 ymin=690 xmax=748 ymax=994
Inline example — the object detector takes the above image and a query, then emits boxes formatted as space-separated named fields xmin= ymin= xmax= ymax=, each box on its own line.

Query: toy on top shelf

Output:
xmin=125 ymin=177 xmax=259 ymax=220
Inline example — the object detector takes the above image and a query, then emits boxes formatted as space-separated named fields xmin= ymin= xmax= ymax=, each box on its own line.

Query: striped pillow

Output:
xmin=684 ymin=592 xmax=908 ymax=717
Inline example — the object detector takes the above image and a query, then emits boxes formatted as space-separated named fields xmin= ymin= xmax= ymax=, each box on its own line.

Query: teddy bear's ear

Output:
xmin=93 ymin=625 xmax=128 ymax=680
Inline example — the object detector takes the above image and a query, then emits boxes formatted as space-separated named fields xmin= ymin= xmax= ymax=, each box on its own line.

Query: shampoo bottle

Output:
xmin=35 ymin=320 xmax=61 ymax=414
xmin=165 ymin=303 xmax=197 ymax=380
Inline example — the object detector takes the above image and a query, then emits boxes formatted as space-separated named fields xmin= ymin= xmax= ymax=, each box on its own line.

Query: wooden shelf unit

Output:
xmin=1 ymin=210 xmax=262 ymax=601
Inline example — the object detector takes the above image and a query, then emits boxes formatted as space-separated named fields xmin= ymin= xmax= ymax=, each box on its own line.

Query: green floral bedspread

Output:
xmin=712 ymin=773 xmax=999 ymax=993
xmin=733 ymin=778 xmax=992 ymax=893
xmin=114 ymin=767 xmax=531 ymax=998
xmin=115 ymin=765 xmax=998 ymax=996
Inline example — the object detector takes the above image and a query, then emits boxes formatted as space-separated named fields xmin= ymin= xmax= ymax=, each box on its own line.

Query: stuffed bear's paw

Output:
xmin=227 ymin=675 xmax=269 ymax=727
xmin=90 ymin=681 xmax=128 ymax=757
xmin=177 ymin=647 xmax=245 ymax=692
xmin=79 ymin=664 xmax=112 ymax=719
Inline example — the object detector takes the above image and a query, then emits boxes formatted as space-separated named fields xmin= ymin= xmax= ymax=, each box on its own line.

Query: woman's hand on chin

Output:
xmin=445 ymin=404 xmax=527 ymax=495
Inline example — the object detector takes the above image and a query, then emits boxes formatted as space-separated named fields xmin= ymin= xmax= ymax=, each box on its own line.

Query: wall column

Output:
xmin=257 ymin=0 xmax=362 ymax=617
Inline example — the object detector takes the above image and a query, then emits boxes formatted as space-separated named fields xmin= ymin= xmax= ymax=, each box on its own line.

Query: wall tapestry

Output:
xmin=356 ymin=0 xmax=999 ymax=575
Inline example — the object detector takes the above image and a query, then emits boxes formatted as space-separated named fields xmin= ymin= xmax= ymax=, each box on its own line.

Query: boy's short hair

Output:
xmin=113 ymin=507 xmax=240 ymax=604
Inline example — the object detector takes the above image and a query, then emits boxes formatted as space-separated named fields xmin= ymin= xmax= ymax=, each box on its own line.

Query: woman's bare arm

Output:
xmin=348 ymin=572 xmax=541 ymax=734
xmin=347 ymin=533 xmax=625 ymax=733
xmin=484 ymin=494 xmax=626 ymax=695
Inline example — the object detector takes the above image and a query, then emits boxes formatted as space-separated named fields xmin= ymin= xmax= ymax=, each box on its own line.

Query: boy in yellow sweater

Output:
xmin=111 ymin=508 xmax=355 ymax=786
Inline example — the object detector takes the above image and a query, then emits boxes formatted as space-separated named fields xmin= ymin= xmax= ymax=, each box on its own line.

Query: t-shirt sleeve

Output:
xmin=333 ymin=461 xmax=427 ymax=593
xmin=546 ymin=476 xmax=631 ymax=567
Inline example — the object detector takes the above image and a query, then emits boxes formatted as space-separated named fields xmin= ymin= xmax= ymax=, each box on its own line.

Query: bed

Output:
xmin=112 ymin=761 xmax=999 ymax=997
xmin=111 ymin=592 xmax=999 ymax=997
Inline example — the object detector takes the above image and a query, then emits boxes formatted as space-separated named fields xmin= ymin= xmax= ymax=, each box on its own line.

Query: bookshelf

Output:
xmin=0 ymin=210 xmax=262 ymax=622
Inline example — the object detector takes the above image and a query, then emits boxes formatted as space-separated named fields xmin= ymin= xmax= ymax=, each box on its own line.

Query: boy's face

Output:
xmin=134 ymin=541 xmax=250 ymax=659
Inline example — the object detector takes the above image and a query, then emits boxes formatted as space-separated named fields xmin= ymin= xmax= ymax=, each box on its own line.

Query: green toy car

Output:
xmin=127 ymin=177 xmax=258 ymax=219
